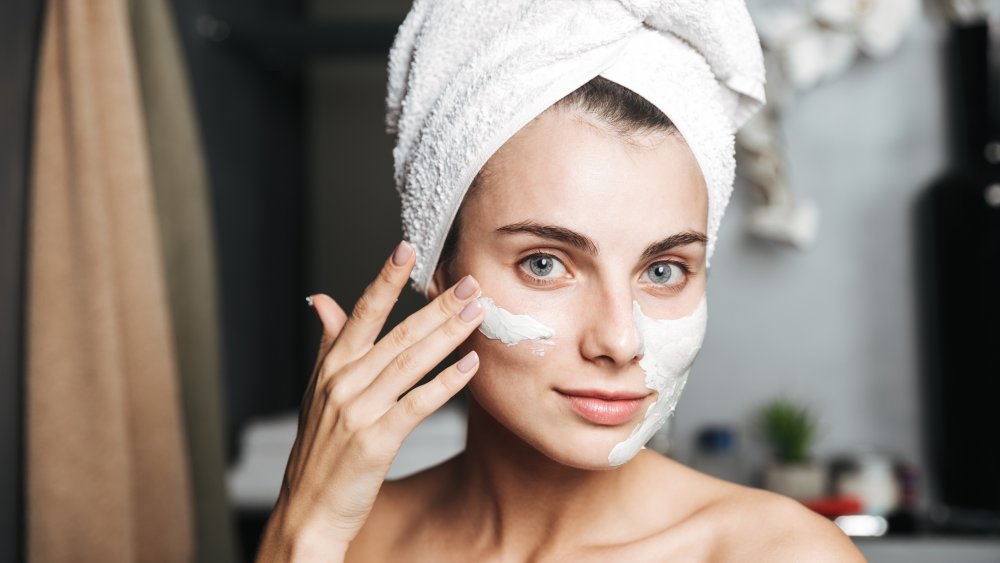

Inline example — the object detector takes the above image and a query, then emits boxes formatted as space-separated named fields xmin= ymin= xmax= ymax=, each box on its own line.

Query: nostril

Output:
xmin=633 ymin=337 xmax=645 ymax=360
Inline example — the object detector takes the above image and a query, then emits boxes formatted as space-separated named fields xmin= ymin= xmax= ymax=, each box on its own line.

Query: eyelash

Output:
xmin=516 ymin=252 xmax=693 ymax=291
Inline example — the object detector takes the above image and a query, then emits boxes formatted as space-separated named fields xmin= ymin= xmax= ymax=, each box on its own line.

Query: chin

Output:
xmin=530 ymin=428 xmax=637 ymax=470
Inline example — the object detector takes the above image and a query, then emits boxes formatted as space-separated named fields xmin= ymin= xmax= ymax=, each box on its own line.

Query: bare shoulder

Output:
xmin=602 ymin=455 xmax=866 ymax=562
xmin=705 ymin=486 xmax=868 ymax=562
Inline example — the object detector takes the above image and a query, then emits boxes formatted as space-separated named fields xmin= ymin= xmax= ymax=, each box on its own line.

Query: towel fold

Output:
xmin=386 ymin=0 xmax=766 ymax=294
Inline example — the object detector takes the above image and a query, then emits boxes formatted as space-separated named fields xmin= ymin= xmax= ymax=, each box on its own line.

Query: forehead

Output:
xmin=465 ymin=108 xmax=708 ymax=243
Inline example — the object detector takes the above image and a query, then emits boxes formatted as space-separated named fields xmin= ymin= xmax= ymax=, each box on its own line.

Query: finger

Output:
xmin=359 ymin=298 xmax=484 ymax=408
xmin=300 ymin=294 xmax=349 ymax=434
xmin=308 ymin=293 xmax=348 ymax=377
xmin=335 ymin=241 xmax=415 ymax=358
xmin=360 ymin=273 xmax=481 ymax=376
xmin=376 ymin=350 xmax=479 ymax=441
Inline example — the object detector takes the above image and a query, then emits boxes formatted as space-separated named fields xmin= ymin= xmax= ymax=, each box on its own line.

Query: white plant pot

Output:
xmin=763 ymin=460 xmax=826 ymax=501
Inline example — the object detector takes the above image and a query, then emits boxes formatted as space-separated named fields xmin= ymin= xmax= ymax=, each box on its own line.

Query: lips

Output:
xmin=556 ymin=389 xmax=650 ymax=425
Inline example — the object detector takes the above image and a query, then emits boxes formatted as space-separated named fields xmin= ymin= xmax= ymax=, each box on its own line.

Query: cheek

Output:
xmin=471 ymin=290 xmax=570 ymax=362
xmin=635 ymin=279 xmax=707 ymax=319
xmin=466 ymin=329 xmax=558 ymax=393
xmin=463 ymin=303 xmax=573 ymax=419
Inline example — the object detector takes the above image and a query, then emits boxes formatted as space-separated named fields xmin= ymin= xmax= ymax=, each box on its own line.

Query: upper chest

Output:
xmin=350 ymin=512 xmax=725 ymax=563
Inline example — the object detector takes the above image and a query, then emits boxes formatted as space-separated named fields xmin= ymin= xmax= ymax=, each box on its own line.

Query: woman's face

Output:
xmin=429 ymin=107 xmax=709 ymax=469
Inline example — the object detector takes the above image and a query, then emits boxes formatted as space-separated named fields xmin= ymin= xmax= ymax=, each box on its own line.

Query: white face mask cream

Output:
xmin=607 ymin=297 xmax=708 ymax=467
xmin=476 ymin=296 xmax=556 ymax=346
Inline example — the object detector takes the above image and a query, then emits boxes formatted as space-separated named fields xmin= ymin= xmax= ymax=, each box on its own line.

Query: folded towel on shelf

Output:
xmin=385 ymin=0 xmax=767 ymax=294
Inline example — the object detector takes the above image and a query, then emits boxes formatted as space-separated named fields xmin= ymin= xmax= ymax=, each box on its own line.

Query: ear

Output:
xmin=426 ymin=264 xmax=450 ymax=301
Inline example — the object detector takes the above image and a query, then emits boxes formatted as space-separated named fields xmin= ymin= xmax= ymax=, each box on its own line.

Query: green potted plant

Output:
xmin=758 ymin=397 xmax=825 ymax=500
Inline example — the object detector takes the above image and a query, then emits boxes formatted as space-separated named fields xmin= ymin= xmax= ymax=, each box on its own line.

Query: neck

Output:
xmin=446 ymin=397 xmax=651 ymax=557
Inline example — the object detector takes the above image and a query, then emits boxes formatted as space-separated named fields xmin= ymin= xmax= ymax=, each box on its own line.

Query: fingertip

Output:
xmin=309 ymin=293 xmax=349 ymax=333
xmin=457 ymin=350 xmax=479 ymax=374
xmin=392 ymin=240 xmax=415 ymax=267
xmin=459 ymin=298 xmax=484 ymax=323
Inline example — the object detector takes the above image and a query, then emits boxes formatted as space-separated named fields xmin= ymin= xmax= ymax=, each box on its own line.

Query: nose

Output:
xmin=579 ymin=283 xmax=642 ymax=367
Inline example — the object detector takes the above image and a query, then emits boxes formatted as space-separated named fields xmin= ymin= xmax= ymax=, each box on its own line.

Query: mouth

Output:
xmin=555 ymin=388 xmax=651 ymax=426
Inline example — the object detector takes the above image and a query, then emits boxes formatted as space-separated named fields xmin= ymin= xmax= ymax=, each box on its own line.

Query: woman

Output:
xmin=257 ymin=1 xmax=868 ymax=561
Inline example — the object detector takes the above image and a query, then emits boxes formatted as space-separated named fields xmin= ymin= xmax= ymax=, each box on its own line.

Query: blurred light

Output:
xmin=985 ymin=184 xmax=1000 ymax=208
xmin=834 ymin=514 xmax=889 ymax=537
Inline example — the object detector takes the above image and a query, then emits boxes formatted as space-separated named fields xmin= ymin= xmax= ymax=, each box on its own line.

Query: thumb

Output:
xmin=307 ymin=293 xmax=348 ymax=364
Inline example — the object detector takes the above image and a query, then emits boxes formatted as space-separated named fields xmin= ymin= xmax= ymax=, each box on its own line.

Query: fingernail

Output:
xmin=392 ymin=241 xmax=413 ymax=266
xmin=454 ymin=275 xmax=479 ymax=300
xmin=459 ymin=299 xmax=482 ymax=322
xmin=457 ymin=351 xmax=479 ymax=373
xmin=305 ymin=295 xmax=314 ymax=307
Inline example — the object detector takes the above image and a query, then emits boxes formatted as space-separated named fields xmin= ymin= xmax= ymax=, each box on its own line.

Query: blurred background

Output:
xmin=1 ymin=0 xmax=999 ymax=561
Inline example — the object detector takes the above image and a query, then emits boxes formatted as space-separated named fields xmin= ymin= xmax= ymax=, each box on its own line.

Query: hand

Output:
xmin=255 ymin=241 xmax=485 ymax=562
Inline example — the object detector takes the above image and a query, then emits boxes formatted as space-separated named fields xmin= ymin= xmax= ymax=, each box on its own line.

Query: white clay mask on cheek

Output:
xmin=476 ymin=297 xmax=556 ymax=351
xmin=607 ymin=297 xmax=708 ymax=467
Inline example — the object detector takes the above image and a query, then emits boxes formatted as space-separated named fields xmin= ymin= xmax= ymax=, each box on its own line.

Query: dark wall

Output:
xmin=169 ymin=0 xmax=310 ymax=460
xmin=168 ymin=0 xmax=401 ymax=462
xmin=0 ymin=0 xmax=45 ymax=560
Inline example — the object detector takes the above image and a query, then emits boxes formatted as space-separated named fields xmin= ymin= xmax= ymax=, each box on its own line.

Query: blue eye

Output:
xmin=520 ymin=253 xmax=567 ymax=279
xmin=644 ymin=261 xmax=685 ymax=286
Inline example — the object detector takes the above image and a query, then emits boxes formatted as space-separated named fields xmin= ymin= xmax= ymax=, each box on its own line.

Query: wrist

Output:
xmin=294 ymin=536 xmax=349 ymax=563
xmin=257 ymin=505 xmax=350 ymax=563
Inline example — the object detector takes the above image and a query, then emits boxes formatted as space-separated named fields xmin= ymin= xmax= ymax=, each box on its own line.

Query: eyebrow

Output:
xmin=494 ymin=220 xmax=707 ymax=261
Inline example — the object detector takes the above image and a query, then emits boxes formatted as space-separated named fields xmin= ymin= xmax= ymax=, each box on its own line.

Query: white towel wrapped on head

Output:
xmin=386 ymin=0 xmax=766 ymax=295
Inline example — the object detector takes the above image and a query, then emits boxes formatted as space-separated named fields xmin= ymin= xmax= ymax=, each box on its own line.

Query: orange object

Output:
xmin=801 ymin=495 xmax=864 ymax=519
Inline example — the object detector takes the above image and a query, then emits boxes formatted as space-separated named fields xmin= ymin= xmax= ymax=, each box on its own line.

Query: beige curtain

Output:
xmin=128 ymin=0 xmax=238 ymax=561
xmin=27 ymin=0 xmax=194 ymax=560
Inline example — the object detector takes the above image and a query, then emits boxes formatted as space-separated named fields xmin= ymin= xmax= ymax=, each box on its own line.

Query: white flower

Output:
xmin=814 ymin=0 xmax=921 ymax=58
xmin=749 ymin=0 xmax=921 ymax=90
xmin=854 ymin=0 xmax=921 ymax=58
xmin=783 ymin=23 xmax=858 ymax=89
